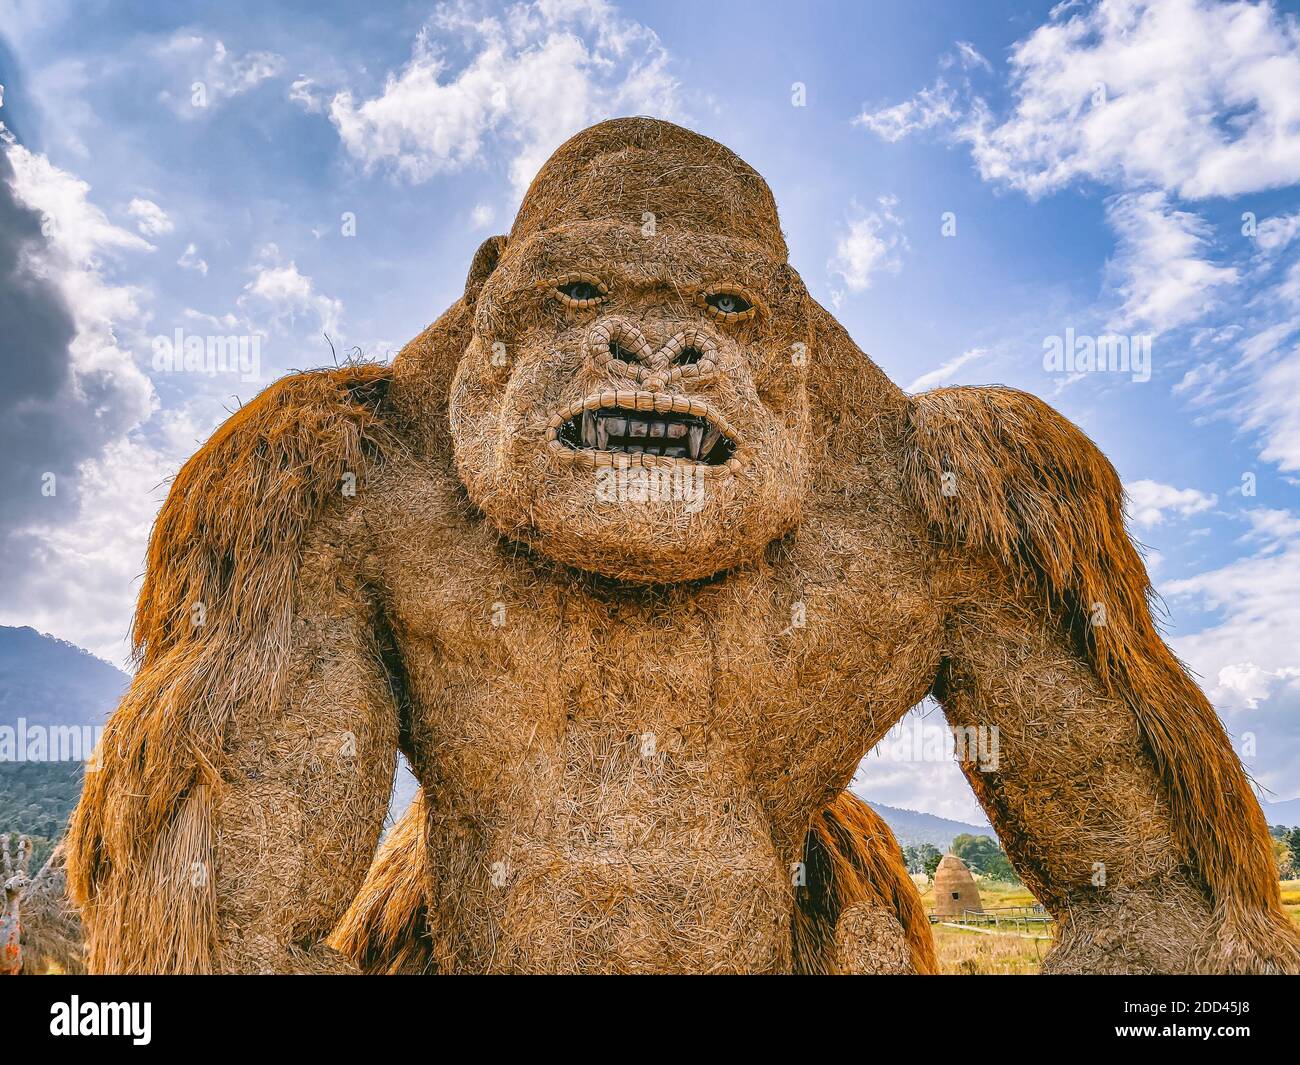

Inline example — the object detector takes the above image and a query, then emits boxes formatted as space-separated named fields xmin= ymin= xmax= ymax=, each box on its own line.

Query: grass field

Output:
xmin=917 ymin=877 xmax=1300 ymax=974
xmin=916 ymin=876 xmax=1050 ymax=974
xmin=1279 ymin=879 xmax=1300 ymax=926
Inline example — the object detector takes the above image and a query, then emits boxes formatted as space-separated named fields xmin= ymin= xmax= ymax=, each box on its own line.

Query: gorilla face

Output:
xmin=449 ymin=219 xmax=813 ymax=584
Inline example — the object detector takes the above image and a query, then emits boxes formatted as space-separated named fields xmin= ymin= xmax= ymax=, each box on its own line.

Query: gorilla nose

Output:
xmin=587 ymin=319 xmax=719 ymax=378
xmin=590 ymin=319 xmax=655 ymax=366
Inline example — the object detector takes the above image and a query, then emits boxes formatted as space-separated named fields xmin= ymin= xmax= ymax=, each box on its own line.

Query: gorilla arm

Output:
xmin=67 ymin=366 xmax=400 ymax=973
xmin=906 ymin=386 xmax=1300 ymax=973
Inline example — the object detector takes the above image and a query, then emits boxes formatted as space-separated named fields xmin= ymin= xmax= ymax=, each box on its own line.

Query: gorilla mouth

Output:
xmin=547 ymin=392 xmax=738 ymax=466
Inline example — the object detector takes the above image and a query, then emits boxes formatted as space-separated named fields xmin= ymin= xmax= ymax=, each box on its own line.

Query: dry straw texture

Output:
xmin=444 ymin=118 xmax=816 ymax=586
xmin=67 ymin=366 xmax=395 ymax=973
xmin=794 ymin=792 xmax=939 ymax=974
xmin=907 ymin=386 xmax=1300 ymax=972
xmin=932 ymin=854 xmax=983 ymax=918
xmin=332 ymin=788 xmax=937 ymax=975
xmin=329 ymin=791 xmax=434 ymax=975
xmin=64 ymin=116 xmax=1299 ymax=975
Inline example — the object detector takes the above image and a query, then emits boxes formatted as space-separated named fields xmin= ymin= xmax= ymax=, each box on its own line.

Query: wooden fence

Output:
xmin=931 ymin=904 xmax=1054 ymax=938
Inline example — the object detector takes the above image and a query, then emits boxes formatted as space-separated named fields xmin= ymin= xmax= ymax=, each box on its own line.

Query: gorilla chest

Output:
xmin=386 ymin=522 xmax=938 ymax=969
xmin=395 ymin=537 xmax=939 ymax=839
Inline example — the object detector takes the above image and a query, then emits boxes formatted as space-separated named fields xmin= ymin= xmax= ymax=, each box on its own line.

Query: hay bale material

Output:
xmin=933 ymin=854 xmax=983 ymax=918
xmin=796 ymin=792 xmax=938 ymax=974
xmin=67 ymin=367 xmax=395 ymax=974
xmin=329 ymin=791 xmax=434 ymax=975
xmin=910 ymin=385 xmax=1300 ymax=972
xmin=332 ymin=789 xmax=937 ymax=976
xmin=64 ymin=116 xmax=1300 ymax=975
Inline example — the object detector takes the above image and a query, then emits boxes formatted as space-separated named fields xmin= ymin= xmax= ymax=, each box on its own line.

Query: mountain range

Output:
xmin=0 ymin=625 xmax=128 ymax=730
xmin=856 ymin=796 xmax=991 ymax=849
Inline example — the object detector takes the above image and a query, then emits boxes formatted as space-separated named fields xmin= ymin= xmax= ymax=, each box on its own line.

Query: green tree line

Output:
xmin=902 ymin=834 xmax=1022 ymax=884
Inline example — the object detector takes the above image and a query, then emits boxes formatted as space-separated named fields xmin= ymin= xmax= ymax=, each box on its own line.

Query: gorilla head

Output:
xmin=447 ymin=119 xmax=815 ymax=584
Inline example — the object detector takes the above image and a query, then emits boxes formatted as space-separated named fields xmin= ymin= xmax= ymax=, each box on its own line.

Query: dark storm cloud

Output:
xmin=0 ymin=142 xmax=84 ymax=531
xmin=0 ymin=131 xmax=152 ymax=614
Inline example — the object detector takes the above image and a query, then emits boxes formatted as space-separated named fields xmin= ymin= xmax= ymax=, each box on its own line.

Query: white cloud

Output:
xmin=827 ymin=195 xmax=907 ymax=300
xmin=241 ymin=249 xmax=342 ymax=336
xmin=1241 ymin=507 xmax=1300 ymax=543
xmin=470 ymin=202 xmax=495 ymax=229
xmin=863 ymin=3 xmax=1300 ymax=201
xmin=859 ymin=4 xmax=1300 ymax=495
xmin=4 ymin=140 xmax=154 ymax=418
xmin=906 ymin=347 xmax=989 ymax=393
xmin=125 ymin=197 xmax=173 ymax=238
xmin=854 ymin=80 xmax=958 ymax=143
xmin=1104 ymin=190 xmax=1238 ymax=334
xmin=183 ymin=307 xmax=241 ymax=331
xmin=1238 ymin=317 xmax=1300 ymax=366
xmin=1256 ymin=209 xmax=1300 ymax=254
xmin=1164 ymin=507 xmax=1300 ymax=797
xmin=1166 ymin=507 xmax=1300 ymax=709
xmin=0 ymin=392 xmax=234 ymax=668
xmin=326 ymin=0 xmax=678 ymax=194
xmin=855 ymin=41 xmax=990 ymax=143
xmin=177 ymin=242 xmax=208 ymax=275
xmin=0 ymin=426 xmax=184 ymax=666
xmin=155 ymin=35 xmax=283 ymax=116
xmin=6 ymin=143 xmax=155 ymax=261
xmin=0 ymin=135 xmax=161 ymax=663
xmin=288 ymin=76 xmax=324 ymax=113
xmin=852 ymin=701 xmax=992 ymax=826
xmin=1238 ymin=339 xmax=1300 ymax=473
xmin=1170 ymin=277 xmax=1300 ymax=481
xmin=1214 ymin=663 xmax=1300 ymax=711
xmin=960 ymin=0 xmax=1300 ymax=201
xmin=1125 ymin=479 xmax=1217 ymax=526
xmin=1171 ymin=361 xmax=1230 ymax=408
xmin=952 ymin=41 xmax=991 ymax=72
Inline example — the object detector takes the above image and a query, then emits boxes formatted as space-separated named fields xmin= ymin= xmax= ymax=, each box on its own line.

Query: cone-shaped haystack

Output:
xmin=933 ymin=853 xmax=983 ymax=917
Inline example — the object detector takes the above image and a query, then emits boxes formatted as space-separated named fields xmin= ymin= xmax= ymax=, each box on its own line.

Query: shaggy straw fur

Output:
xmin=67 ymin=117 xmax=1298 ymax=974
xmin=329 ymin=791 xmax=435 ymax=976
xmin=907 ymin=386 xmax=1300 ymax=973
xmin=793 ymin=792 xmax=938 ymax=974
xmin=332 ymin=789 xmax=937 ymax=975
xmin=68 ymin=367 xmax=394 ymax=973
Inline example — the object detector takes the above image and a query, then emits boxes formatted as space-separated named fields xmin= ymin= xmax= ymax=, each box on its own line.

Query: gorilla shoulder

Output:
xmin=131 ymin=364 xmax=396 ymax=659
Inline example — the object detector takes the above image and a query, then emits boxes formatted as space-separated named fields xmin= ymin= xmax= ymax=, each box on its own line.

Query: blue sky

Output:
xmin=2 ymin=0 xmax=1299 ymax=823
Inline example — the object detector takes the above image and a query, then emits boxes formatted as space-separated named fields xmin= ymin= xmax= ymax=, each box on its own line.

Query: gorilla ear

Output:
xmin=464 ymin=235 xmax=508 ymax=306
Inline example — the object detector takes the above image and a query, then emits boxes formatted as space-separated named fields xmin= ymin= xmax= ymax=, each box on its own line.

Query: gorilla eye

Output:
xmin=549 ymin=273 xmax=608 ymax=309
xmin=560 ymin=281 xmax=601 ymax=301
xmin=709 ymin=293 xmax=748 ymax=314
xmin=703 ymin=290 xmax=757 ymax=321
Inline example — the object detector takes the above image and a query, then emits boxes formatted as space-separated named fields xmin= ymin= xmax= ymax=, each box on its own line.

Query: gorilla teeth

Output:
xmin=557 ymin=406 xmax=735 ymax=464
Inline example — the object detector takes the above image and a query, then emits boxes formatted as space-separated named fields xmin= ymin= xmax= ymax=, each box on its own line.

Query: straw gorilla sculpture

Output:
xmin=68 ymin=119 xmax=1300 ymax=975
